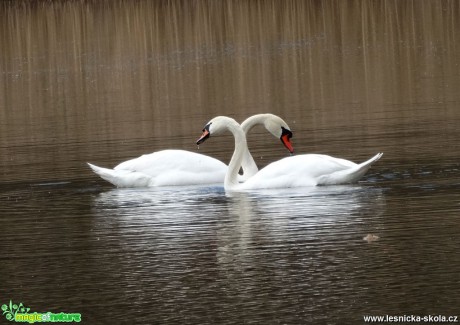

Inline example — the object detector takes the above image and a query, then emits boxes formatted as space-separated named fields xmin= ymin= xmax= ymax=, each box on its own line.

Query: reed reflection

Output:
xmin=1 ymin=1 xmax=460 ymax=183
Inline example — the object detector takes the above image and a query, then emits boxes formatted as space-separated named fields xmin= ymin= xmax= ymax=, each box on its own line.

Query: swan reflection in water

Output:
xmin=90 ymin=184 xmax=386 ymax=257
xmin=90 ymin=184 xmax=385 ymax=310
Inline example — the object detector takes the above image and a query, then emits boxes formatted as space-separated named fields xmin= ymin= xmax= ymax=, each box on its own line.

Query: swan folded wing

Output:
xmin=89 ymin=161 xmax=226 ymax=187
xmin=114 ymin=152 xmax=163 ymax=171
xmin=114 ymin=150 xmax=187 ymax=173
xmin=114 ymin=149 xmax=228 ymax=178
xmin=240 ymin=155 xmax=320 ymax=189
xmin=238 ymin=154 xmax=379 ymax=189
xmin=316 ymin=153 xmax=383 ymax=185
xmin=242 ymin=172 xmax=317 ymax=189
xmin=152 ymin=170 xmax=226 ymax=186
xmin=88 ymin=163 xmax=152 ymax=187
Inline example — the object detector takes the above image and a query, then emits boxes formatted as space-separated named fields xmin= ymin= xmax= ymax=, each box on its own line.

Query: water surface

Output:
xmin=1 ymin=1 xmax=459 ymax=324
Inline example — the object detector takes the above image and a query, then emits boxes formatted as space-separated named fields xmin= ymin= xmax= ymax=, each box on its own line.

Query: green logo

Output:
xmin=1 ymin=301 xmax=30 ymax=321
xmin=1 ymin=300 xmax=81 ymax=323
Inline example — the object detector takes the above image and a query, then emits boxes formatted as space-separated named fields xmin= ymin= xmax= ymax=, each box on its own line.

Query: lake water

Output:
xmin=1 ymin=1 xmax=460 ymax=324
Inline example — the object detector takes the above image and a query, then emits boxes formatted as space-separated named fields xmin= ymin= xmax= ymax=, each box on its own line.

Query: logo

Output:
xmin=2 ymin=300 xmax=81 ymax=323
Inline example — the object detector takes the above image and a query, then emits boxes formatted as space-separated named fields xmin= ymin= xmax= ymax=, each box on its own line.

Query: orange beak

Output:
xmin=281 ymin=134 xmax=294 ymax=154
xmin=196 ymin=129 xmax=210 ymax=145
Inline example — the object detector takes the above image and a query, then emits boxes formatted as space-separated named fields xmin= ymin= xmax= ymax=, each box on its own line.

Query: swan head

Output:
xmin=196 ymin=116 xmax=239 ymax=145
xmin=262 ymin=114 xmax=294 ymax=154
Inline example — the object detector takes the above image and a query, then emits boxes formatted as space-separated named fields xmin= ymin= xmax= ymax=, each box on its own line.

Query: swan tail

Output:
xmin=317 ymin=153 xmax=383 ymax=185
xmin=87 ymin=163 xmax=152 ymax=187
xmin=359 ymin=152 xmax=383 ymax=168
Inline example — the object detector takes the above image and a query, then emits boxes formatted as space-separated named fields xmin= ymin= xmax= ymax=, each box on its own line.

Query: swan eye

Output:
xmin=202 ymin=122 xmax=212 ymax=133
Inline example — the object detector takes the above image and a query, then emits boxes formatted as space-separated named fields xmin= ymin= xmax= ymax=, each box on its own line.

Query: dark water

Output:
xmin=1 ymin=1 xmax=460 ymax=324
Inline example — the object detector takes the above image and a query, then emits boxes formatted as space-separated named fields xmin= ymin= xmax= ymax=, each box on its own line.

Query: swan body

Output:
xmin=196 ymin=116 xmax=383 ymax=191
xmin=88 ymin=150 xmax=227 ymax=187
xmin=88 ymin=114 xmax=293 ymax=187
xmin=238 ymin=153 xmax=383 ymax=189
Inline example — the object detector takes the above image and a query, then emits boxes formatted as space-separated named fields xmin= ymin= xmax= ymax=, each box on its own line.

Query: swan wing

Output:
xmin=88 ymin=163 xmax=153 ymax=187
xmin=316 ymin=152 xmax=383 ymax=185
xmin=239 ymin=153 xmax=382 ymax=189
xmin=240 ymin=154 xmax=339 ymax=189
xmin=114 ymin=149 xmax=227 ymax=180
xmin=92 ymin=150 xmax=227 ymax=186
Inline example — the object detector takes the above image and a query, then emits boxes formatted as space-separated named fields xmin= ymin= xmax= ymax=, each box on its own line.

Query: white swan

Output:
xmin=196 ymin=116 xmax=383 ymax=191
xmin=88 ymin=114 xmax=294 ymax=187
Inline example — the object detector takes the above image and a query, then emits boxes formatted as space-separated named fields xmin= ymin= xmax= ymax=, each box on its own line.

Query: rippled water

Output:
xmin=1 ymin=1 xmax=460 ymax=324
xmin=2 ymin=177 xmax=459 ymax=323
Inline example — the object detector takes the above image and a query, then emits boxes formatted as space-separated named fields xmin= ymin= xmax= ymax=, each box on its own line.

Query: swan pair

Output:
xmin=88 ymin=114 xmax=294 ymax=187
xmin=196 ymin=116 xmax=383 ymax=191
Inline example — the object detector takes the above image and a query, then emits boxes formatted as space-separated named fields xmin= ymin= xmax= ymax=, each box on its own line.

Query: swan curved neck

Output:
xmin=225 ymin=119 xmax=247 ymax=190
xmin=239 ymin=115 xmax=269 ymax=179
xmin=241 ymin=114 xmax=270 ymax=133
